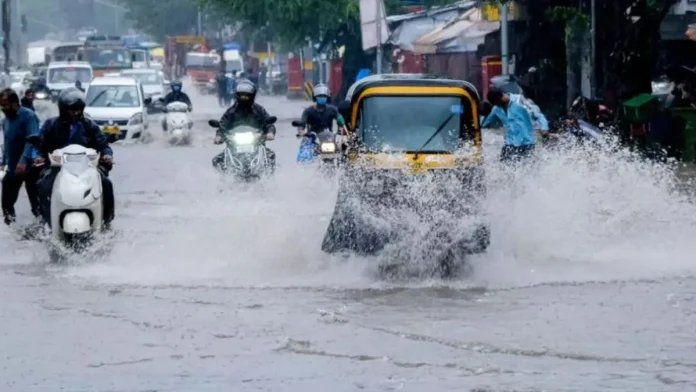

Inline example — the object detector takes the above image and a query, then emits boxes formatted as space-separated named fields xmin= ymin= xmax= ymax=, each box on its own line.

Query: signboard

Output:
xmin=481 ymin=1 xmax=517 ymax=21
xmin=175 ymin=35 xmax=206 ymax=45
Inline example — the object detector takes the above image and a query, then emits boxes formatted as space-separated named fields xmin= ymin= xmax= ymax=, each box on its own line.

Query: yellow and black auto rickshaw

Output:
xmin=321 ymin=74 xmax=490 ymax=273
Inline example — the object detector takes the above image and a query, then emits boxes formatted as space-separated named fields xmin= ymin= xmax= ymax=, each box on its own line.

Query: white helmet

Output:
xmin=313 ymin=83 xmax=330 ymax=100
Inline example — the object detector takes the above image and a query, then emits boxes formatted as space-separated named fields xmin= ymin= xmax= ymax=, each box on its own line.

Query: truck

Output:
xmin=222 ymin=42 xmax=245 ymax=78
xmin=79 ymin=35 xmax=133 ymax=77
xmin=165 ymin=35 xmax=207 ymax=80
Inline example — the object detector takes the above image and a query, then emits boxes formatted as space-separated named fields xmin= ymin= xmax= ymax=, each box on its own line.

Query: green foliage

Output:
xmin=197 ymin=0 xmax=362 ymax=49
xmin=119 ymin=0 xmax=199 ymax=39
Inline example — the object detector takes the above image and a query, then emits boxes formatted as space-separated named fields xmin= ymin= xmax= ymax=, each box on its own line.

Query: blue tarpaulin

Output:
xmin=223 ymin=43 xmax=241 ymax=51
xmin=356 ymin=68 xmax=371 ymax=82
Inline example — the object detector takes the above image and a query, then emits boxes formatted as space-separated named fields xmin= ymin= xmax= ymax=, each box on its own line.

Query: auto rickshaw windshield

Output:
xmin=359 ymin=95 xmax=463 ymax=152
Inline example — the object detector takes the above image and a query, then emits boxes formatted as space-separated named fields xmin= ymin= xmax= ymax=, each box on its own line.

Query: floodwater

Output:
xmin=1 ymin=88 xmax=695 ymax=391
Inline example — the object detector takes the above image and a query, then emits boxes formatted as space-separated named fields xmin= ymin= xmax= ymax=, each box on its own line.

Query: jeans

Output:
xmin=500 ymin=144 xmax=535 ymax=164
xmin=38 ymin=166 xmax=115 ymax=227
xmin=2 ymin=168 xmax=40 ymax=219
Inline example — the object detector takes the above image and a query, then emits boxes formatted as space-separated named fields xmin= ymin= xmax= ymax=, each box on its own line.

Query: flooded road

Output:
xmin=1 ymin=92 xmax=695 ymax=391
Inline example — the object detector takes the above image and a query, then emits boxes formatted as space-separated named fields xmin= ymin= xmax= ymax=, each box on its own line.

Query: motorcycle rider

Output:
xmin=212 ymin=80 xmax=276 ymax=171
xmin=298 ymin=83 xmax=346 ymax=136
xmin=75 ymin=80 xmax=85 ymax=92
xmin=31 ymin=88 xmax=115 ymax=227
xmin=0 ymin=88 xmax=41 ymax=224
xmin=162 ymin=80 xmax=192 ymax=108
xmin=246 ymin=68 xmax=259 ymax=86
xmin=296 ymin=84 xmax=346 ymax=159
xmin=21 ymin=89 xmax=35 ymax=111
xmin=160 ymin=80 xmax=192 ymax=131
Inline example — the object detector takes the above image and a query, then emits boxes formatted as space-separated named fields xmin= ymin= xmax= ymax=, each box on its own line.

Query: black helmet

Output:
xmin=235 ymin=79 xmax=256 ymax=105
xmin=58 ymin=87 xmax=86 ymax=116
xmin=171 ymin=80 xmax=182 ymax=91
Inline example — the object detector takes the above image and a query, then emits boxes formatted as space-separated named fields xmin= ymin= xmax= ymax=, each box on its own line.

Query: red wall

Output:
xmin=329 ymin=59 xmax=343 ymax=101
xmin=287 ymin=57 xmax=303 ymax=93
xmin=399 ymin=52 xmax=424 ymax=73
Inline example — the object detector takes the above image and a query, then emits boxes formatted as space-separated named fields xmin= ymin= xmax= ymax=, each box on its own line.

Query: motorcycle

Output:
xmin=292 ymin=120 xmax=342 ymax=169
xmin=25 ymin=135 xmax=106 ymax=251
xmin=161 ymin=101 xmax=193 ymax=145
xmin=208 ymin=116 xmax=277 ymax=182
xmin=548 ymin=96 xmax=612 ymax=146
xmin=33 ymin=88 xmax=51 ymax=101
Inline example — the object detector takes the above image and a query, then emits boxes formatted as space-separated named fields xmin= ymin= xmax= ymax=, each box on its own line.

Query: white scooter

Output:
xmin=27 ymin=136 xmax=105 ymax=249
xmin=160 ymin=100 xmax=193 ymax=145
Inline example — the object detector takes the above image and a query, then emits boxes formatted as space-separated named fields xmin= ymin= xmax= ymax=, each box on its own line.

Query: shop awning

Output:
xmin=411 ymin=8 xmax=499 ymax=54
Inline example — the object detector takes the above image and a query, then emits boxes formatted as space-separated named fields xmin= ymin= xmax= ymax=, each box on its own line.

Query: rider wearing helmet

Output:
xmin=31 ymin=87 xmax=115 ymax=227
xmin=162 ymin=80 xmax=192 ymax=108
xmin=74 ymin=80 xmax=85 ymax=92
xmin=213 ymin=80 xmax=276 ymax=170
xmin=161 ymin=80 xmax=192 ymax=130
xmin=297 ymin=83 xmax=345 ymax=137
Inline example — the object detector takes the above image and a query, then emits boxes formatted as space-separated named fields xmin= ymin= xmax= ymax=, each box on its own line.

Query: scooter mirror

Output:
xmin=291 ymin=120 xmax=305 ymax=127
xmin=26 ymin=135 xmax=41 ymax=146
xmin=266 ymin=116 xmax=277 ymax=125
xmin=208 ymin=119 xmax=221 ymax=128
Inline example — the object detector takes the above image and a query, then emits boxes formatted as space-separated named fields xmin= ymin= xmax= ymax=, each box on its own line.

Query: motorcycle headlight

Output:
xmin=233 ymin=132 xmax=255 ymax=145
xmin=128 ymin=113 xmax=144 ymax=126
xmin=35 ymin=92 xmax=47 ymax=99
xmin=320 ymin=142 xmax=336 ymax=153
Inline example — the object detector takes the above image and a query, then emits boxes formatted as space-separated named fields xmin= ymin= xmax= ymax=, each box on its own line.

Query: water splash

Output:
xmin=27 ymin=108 xmax=696 ymax=289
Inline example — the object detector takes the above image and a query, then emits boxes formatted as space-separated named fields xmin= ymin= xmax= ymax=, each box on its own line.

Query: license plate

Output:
xmin=236 ymin=145 xmax=255 ymax=153
xmin=103 ymin=126 xmax=120 ymax=135
xmin=321 ymin=153 xmax=340 ymax=159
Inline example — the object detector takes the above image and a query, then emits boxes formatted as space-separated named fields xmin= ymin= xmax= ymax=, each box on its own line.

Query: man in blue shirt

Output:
xmin=481 ymin=88 xmax=550 ymax=163
xmin=0 ymin=88 xmax=41 ymax=224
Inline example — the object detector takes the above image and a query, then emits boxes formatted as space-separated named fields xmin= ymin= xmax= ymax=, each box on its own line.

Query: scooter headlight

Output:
xmin=35 ymin=92 xmax=47 ymax=99
xmin=233 ymin=132 xmax=255 ymax=145
xmin=320 ymin=142 xmax=336 ymax=153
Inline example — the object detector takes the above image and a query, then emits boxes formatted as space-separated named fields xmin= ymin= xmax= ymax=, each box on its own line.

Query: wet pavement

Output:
xmin=1 ymin=92 xmax=695 ymax=391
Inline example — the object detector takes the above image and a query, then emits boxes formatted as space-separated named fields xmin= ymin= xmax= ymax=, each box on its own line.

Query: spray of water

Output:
xmin=54 ymin=127 xmax=696 ymax=290
xmin=6 ymin=85 xmax=691 ymax=290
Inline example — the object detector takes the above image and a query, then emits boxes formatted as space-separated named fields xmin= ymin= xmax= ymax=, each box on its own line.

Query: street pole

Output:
xmin=12 ymin=0 xmax=20 ymax=67
xmin=590 ymin=0 xmax=596 ymax=97
xmin=499 ymin=0 xmax=509 ymax=76
xmin=2 ymin=0 xmax=10 ymax=74
xmin=197 ymin=8 xmax=202 ymax=36
xmin=375 ymin=0 xmax=382 ymax=74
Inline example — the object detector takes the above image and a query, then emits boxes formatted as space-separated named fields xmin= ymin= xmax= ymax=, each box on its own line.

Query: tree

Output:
xmin=598 ymin=0 xmax=678 ymax=101
xmin=196 ymin=0 xmax=406 ymax=99
xmin=519 ymin=0 xmax=677 ymax=108
xmin=118 ymin=0 xmax=199 ymax=39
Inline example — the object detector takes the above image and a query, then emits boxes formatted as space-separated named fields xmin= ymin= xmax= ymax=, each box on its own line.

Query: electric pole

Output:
xmin=2 ymin=0 xmax=10 ymax=73
xmin=375 ymin=0 xmax=382 ymax=74
xmin=499 ymin=0 xmax=510 ymax=76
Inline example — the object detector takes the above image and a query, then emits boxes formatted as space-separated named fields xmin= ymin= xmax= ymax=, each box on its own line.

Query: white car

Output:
xmin=46 ymin=61 xmax=93 ymax=99
xmin=119 ymin=68 xmax=167 ymax=111
xmin=84 ymin=76 xmax=151 ymax=142
xmin=10 ymin=71 xmax=32 ymax=97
